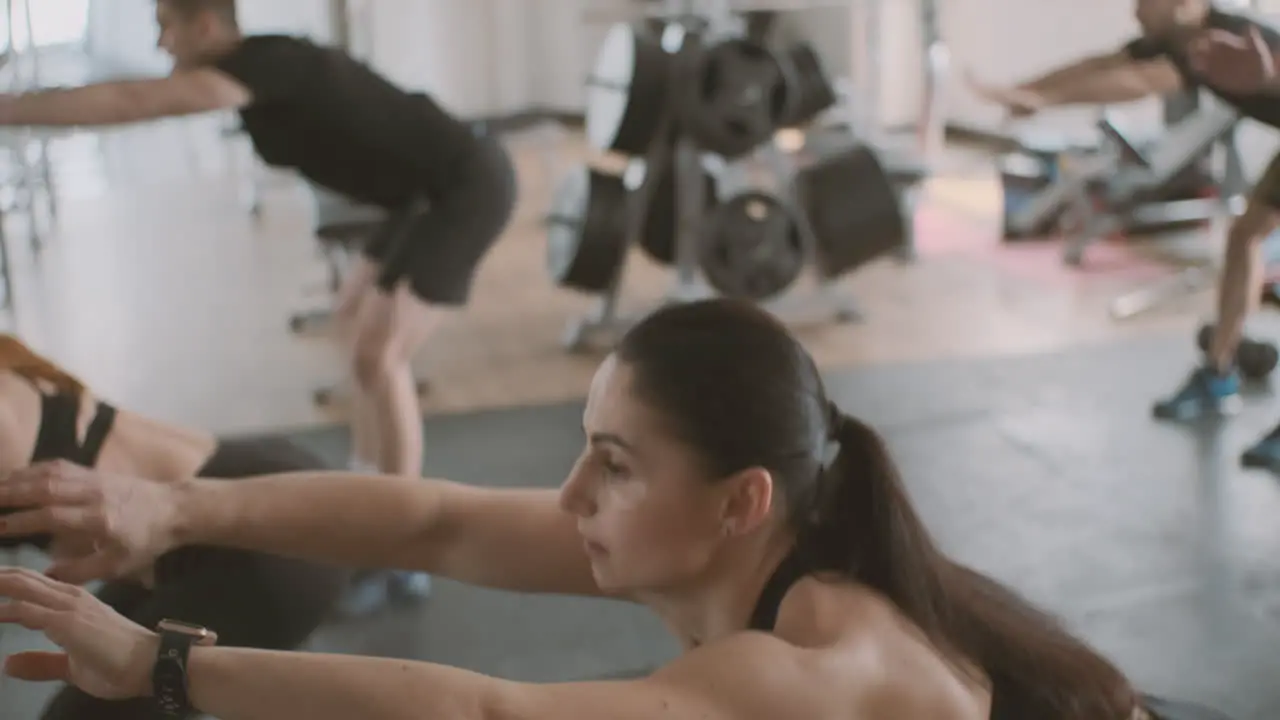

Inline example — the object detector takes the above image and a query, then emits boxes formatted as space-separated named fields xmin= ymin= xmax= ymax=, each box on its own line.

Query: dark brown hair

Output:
xmin=616 ymin=299 xmax=1136 ymax=720
xmin=158 ymin=0 xmax=238 ymax=27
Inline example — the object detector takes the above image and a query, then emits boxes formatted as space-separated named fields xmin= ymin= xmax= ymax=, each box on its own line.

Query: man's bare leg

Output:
xmin=333 ymin=258 xmax=380 ymax=470
xmin=349 ymin=281 xmax=442 ymax=476
xmin=1208 ymin=213 xmax=1273 ymax=371
xmin=1153 ymin=152 xmax=1280 ymax=422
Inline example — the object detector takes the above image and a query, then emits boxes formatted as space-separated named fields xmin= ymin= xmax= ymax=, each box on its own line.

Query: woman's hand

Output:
xmin=1188 ymin=27 xmax=1277 ymax=94
xmin=0 ymin=566 xmax=157 ymax=699
xmin=0 ymin=461 xmax=182 ymax=584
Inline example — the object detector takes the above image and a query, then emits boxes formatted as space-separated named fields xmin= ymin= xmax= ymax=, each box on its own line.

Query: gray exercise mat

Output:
xmin=7 ymin=328 xmax=1280 ymax=719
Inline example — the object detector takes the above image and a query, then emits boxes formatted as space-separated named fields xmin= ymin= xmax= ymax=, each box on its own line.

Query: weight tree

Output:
xmin=554 ymin=0 xmax=928 ymax=352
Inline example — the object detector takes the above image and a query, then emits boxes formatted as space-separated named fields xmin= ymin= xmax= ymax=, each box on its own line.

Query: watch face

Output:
xmin=157 ymin=620 xmax=217 ymax=645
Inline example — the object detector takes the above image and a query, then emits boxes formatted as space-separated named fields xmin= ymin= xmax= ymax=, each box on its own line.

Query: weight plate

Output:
xmin=625 ymin=156 xmax=718 ymax=265
xmin=699 ymin=192 xmax=804 ymax=300
xmin=546 ymin=166 xmax=630 ymax=293
xmin=585 ymin=24 xmax=673 ymax=156
xmin=678 ymin=37 xmax=796 ymax=159
xmin=794 ymin=145 xmax=907 ymax=278
xmin=779 ymin=43 xmax=836 ymax=127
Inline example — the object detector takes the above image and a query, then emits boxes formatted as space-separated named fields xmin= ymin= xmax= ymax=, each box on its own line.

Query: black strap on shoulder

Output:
xmin=748 ymin=551 xmax=809 ymax=632
xmin=32 ymin=392 xmax=80 ymax=463
xmin=79 ymin=402 xmax=117 ymax=466
xmin=30 ymin=391 xmax=117 ymax=467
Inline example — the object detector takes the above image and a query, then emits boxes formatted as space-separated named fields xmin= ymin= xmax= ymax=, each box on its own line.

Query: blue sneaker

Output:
xmin=1242 ymin=422 xmax=1280 ymax=472
xmin=335 ymin=571 xmax=393 ymax=619
xmin=1152 ymin=367 xmax=1241 ymax=421
xmin=388 ymin=571 xmax=433 ymax=602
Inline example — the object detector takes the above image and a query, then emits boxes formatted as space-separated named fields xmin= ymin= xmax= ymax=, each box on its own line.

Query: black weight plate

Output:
xmin=586 ymin=23 xmax=673 ymax=156
xmin=546 ymin=166 xmax=629 ymax=293
xmin=779 ymin=43 xmax=836 ymax=127
xmin=794 ymin=145 xmax=907 ymax=278
xmin=678 ymin=37 xmax=795 ymax=159
xmin=635 ymin=159 xmax=718 ymax=265
xmin=699 ymin=192 xmax=804 ymax=300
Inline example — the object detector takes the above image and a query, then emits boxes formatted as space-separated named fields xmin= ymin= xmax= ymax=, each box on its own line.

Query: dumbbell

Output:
xmin=1196 ymin=323 xmax=1280 ymax=381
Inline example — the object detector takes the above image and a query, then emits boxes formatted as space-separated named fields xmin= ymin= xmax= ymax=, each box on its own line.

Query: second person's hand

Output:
xmin=0 ymin=461 xmax=183 ymax=584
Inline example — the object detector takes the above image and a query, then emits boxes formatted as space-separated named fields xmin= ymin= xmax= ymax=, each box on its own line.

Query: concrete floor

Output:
xmin=8 ymin=328 xmax=1280 ymax=719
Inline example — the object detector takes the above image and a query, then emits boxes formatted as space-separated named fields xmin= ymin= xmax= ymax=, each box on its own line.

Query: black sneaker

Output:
xmin=1152 ymin=366 xmax=1241 ymax=421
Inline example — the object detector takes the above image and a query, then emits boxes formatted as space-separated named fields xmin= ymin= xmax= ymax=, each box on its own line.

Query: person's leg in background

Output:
xmin=344 ymin=269 xmax=444 ymax=606
xmin=333 ymin=256 xmax=380 ymax=471
xmin=1153 ymin=151 xmax=1280 ymax=422
xmin=1236 ymin=157 xmax=1280 ymax=470
xmin=349 ymin=274 xmax=442 ymax=477
xmin=331 ymin=220 xmax=434 ymax=616
xmin=339 ymin=133 xmax=517 ymax=614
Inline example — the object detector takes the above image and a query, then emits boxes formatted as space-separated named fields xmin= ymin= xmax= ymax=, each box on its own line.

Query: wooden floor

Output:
xmin=0 ymin=118 xmax=1219 ymax=436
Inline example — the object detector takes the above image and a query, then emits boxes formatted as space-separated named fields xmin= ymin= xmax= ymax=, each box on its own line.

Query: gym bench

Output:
xmin=1098 ymin=105 xmax=1246 ymax=319
xmin=1067 ymin=103 xmax=1242 ymax=269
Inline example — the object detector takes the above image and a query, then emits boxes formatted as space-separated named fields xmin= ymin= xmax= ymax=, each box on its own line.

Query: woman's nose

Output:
xmin=558 ymin=464 xmax=597 ymax=517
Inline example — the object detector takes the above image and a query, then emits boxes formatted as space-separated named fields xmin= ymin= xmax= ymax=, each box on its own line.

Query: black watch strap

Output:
xmin=152 ymin=620 xmax=214 ymax=717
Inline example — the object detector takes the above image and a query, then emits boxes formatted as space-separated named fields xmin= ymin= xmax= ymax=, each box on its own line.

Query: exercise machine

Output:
xmin=1095 ymin=101 xmax=1245 ymax=319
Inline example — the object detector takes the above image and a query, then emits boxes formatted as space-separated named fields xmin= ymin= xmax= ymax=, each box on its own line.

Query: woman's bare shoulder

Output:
xmin=774 ymin=577 xmax=992 ymax=719
xmin=0 ymin=370 xmax=42 ymax=473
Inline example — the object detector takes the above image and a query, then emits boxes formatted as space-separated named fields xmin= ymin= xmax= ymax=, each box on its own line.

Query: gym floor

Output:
xmin=4 ymin=82 xmax=1280 ymax=716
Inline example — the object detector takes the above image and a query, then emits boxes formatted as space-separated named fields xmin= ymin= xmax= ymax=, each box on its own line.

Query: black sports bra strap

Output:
xmin=748 ymin=551 xmax=810 ymax=632
xmin=78 ymin=402 xmax=117 ymax=466
xmin=28 ymin=386 xmax=117 ymax=467
xmin=32 ymin=392 xmax=80 ymax=463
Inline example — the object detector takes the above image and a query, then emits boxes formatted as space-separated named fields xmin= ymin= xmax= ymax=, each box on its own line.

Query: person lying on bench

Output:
xmin=972 ymin=0 xmax=1280 ymax=470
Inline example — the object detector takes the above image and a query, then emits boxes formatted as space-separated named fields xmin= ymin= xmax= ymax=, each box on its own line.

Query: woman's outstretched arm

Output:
xmin=0 ymin=462 xmax=603 ymax=596
xmin=185 ymin=633 xmax=845 ymax=720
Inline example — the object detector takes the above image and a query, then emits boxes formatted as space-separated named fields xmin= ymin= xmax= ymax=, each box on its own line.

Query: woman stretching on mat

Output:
xmin=0 ymin=335 xmax=353 ymax=719
xmin=0 ymin=301 xmax=1202 ymax=719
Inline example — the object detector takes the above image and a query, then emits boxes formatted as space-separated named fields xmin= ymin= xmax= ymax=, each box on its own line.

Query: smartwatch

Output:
xmin=152 ymin=619 xmax=218 ymax=718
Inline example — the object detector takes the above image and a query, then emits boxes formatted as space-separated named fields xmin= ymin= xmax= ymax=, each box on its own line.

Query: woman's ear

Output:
xmin=718 ymin=467 xmax=774 ymax=537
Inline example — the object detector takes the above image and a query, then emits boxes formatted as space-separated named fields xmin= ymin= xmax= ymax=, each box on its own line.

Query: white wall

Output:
xmin=82 ymin=0 xmax=1226 ymax=132
xmin=85 ymin=0 xmax=331 ymax=75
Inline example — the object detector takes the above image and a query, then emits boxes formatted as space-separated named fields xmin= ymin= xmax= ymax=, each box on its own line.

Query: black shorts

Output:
xmin=362 ymin=131 xmax=517 ymax=305
xmin=41 ymin=437 xmax=350 ymax=720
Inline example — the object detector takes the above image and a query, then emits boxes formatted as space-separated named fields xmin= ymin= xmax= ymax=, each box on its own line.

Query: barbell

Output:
xmin=586 ymin=22 xmax=837 ymax=160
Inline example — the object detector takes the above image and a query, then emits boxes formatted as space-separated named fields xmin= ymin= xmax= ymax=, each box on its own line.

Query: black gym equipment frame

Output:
xmin=562 ymin=3 xmax=922 ymax=353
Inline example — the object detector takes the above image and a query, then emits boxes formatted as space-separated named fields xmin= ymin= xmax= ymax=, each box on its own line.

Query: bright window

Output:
xmin=2 ymin=0 xmax=90 ymax=51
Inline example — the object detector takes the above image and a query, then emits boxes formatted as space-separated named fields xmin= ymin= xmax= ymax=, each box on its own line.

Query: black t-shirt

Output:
xmin=215 ymin=35 xmax=479 ymax=206
xmin=1122 ymin=8 xmax=1280 ymax=129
